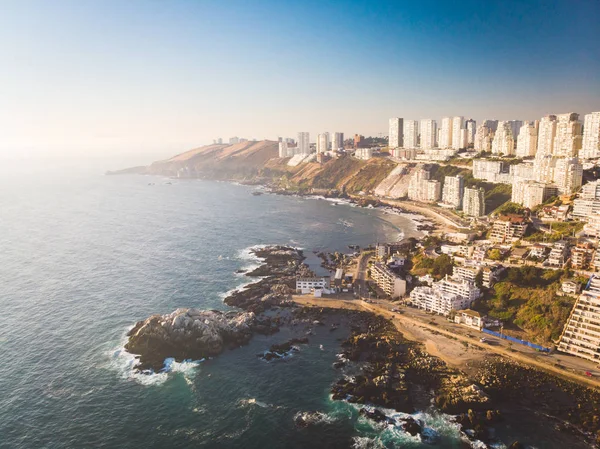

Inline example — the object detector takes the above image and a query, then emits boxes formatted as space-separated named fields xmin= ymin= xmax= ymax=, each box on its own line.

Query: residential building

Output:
xmin=371 ymin=263 xmax=406 ymax=298
xmin=553 ymin=157 xmax=583 ymax=195
xmin=332 ymin=132 xmax=344 ymax=151
xmin=553 ymin=113 xmax=582 ymax=157
xmin=571 ymin=243 xmax=593 ymax=270
xmin=420 ymin=119 xmax=437 ymax=149
xmin=462 ymin=187 xmax=485 ymax=217
xmin=510 ymin=162 xmax=535 ymax=183
xmin=408 ymin=167 xmax=441 ymax=202
xmin=452 ymin=116 xmax=465 ymax=150
xmin=298 ymin=132 xmax=311 ymax=155
xmin=529 ymin=243 xmax=548 ymax=260
xmin=580 ymin=112 xmax=600 ymax=159
xmin=317 ymin=133 xmax=329 ymax=154
xmin=403 ymin=120 xmax=418 ymax=149
xmin=491 ymin=121 xmax=515 ymax=156
xmin=581 ymin=180 xmax=600 ymax=200
xmin=454 ymin=309 xmax=483 ymax=330
xmin=489 ymin=215 xmax=528 ymax=243
xmin=229 ymin=136 xmax=240 ymax=144
xmin=390 ymin=148 xmax=417 ymax=160
xmin=296 ymin=277 xmax=330 ymax=294
xmin=573 ymin=199 xmax=600 ymax=220
xmin=354 ymin=148 xmax=373 ymax=160
xmin=375 ymin=242 xmax=406 ymax=260
xmin=562 ymin=281 xmax=581 ymax=296
xmin=593 ymin=250 xmax=600 ymax=272
xmin=533 ymin=154 xmax=556 ymax=183
xmin=511 ymin=181 xmax=557 ymax=209
xmin=453 ymin=265 xmax=480 ymax=284
xmin=442 ymin=175 xmax=464 ymax=208
xmin=516 ymin=122 xmax=538 ymax=158
xmin=536 ymin=115 xmax=557 ymax=158
xmin=465 ymin=119 xmax=476 ymax=146
xmin=548 ymin=240 xmax=568 ymax=267
xmin=460 ymin=129 xmax=469 ymax=149
xmin=389 ymin=118 xmax=403 ymax=148
xmin=472 ymin=159 xmax=506 ymax=183
xmin=278 ymin=140 xmax=290 ymax=158
xmin=508 ymin=120 xmax=524 ymax=140
xmin=354 ymin=134 xmax=365 ymax=148
xmin=584 ymin=212 xmax=600 ymax=238
xmin=474 ymin=124 xmax=493 ymax=152
xmin=440 ymin=117 xmax=453 ymax=149
xmin=409 ymin=276 xmax=480 ymax=316
xmin=482 ymin=119 xmax=499 ymax=132
xmin=558 ymin=289 xmax=600 ymax=362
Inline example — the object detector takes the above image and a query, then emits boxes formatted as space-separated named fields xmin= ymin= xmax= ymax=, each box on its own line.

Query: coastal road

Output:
xmin=353 ymin=251 xmax=372 ymax=298
xmin=292 ymin=296 xmax=600 ymax=391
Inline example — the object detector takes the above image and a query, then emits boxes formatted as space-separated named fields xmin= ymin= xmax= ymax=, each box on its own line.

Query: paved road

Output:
xmin=293 ymin=295 xmax=600 ymax=390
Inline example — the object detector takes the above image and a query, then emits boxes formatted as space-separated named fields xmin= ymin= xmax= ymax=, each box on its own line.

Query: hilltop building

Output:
xmin=403 ymin=120 xmax=418 ymax=149
xmin=474 ymin=124 xmax=493 ymax=152
xmin=553 ymin=113 xmax=582 ymax=158
xmin=516 ymin=122 xmax=538 ymax=157
xmin=465 ymin=119 xmax=476 ymax=146
xmin=581 ymin=112 xmax=600 ymax=159
xmin=536 ymin=115 xmax=557 ymax=158
xmin=451 ymin=116 xmax=465 ymax=150
xmin=389 ymin=118 xmax=403 ymax=148
xmin=420 ymin=119 xmax=437 ymax=149
xmin=442 ymin=175 xmax=464 ymax=208
xmin=298 ymin=132 xmax=311 ymax=155
xmin=491 ymin=121 xmax=515 ymax=156
xmin=440 ymin=117 xmax=453 ymax=149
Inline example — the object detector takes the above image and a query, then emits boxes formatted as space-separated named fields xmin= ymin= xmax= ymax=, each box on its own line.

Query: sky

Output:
xmin=0 ymin=0 xmax=599 ymax=162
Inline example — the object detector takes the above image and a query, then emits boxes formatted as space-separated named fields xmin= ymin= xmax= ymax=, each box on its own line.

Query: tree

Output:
xmin=432 ymin=254 xmax=453 ymax=278
xmin=488 ymin=249 xmax=503 ymax=261
xmin=475 ymin=270 xmax=484 ymax=289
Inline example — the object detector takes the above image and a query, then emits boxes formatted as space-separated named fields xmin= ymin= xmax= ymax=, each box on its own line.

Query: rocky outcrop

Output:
xmin=258 ymin=337 xmax=309 ymax=361
xmin=125 ymin=308 xmax=278 ymax=371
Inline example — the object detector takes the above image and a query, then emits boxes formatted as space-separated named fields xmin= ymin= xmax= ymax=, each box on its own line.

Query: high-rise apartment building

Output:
xmin=408 ymin=167 xmax=441 ymax=202
xmin=553 ymin=157 xmax=583 ymax=195
xmin=465 ymin=119 xmax=476 ymax=146
xmin=460 ymin=129 xmax=469 ymax=149
xmin=581 ymin=112 xmax=600 ymax=159
xmin=536 ymin=115 xmax=557 ymax=158
xmin=511 ymin=181 xmax=556 ymax=209
xmin=389 ymin=118 xmax=403 ymax=148
xmin=403 ymin=120 xmax=418 ymax=149
xmin=451 ymin=116 xmax=465 ymax=150
xmin=558 ymin=288 xmax=600 ymax=362
xmin=482 ymin=120 xmax=499 ymax=132
xmin=317 ymin=133 xmax=329 ymax=153
xmin=462 ymin=187 xmax=485 ymax=217
xmin=491 ymin=121 xmax=515 ymax=156
xmin=508 ymin=120 xmax=524 ymax=140
xmin=516 ymin=122 xmax=538 ymax=157
xmin=420 ymin=119 xmax=437 ymax=149
xmin=440 ymin=117 xmax=453 ymax=149
xmin=332 ymin=132 xmax=344 ymax=151
xmin=474 ymin=124 xmax=493 ymax=152
xmin=297 ymin=132 xmax=310 ymax=155
xmin=442 ymin=175 xmax=464 ymax=208
xmin=553 ymin=113 xmax=583 ymax=157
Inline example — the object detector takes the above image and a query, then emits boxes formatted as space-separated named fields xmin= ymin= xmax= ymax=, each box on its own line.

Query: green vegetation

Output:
xmin=493 ymin=201 xmax=526 ymax=216
xmin=472 ymin=266 xmax=576 ymax=344
xmin=410 ymin=253 xmax=453 ymax=279
xmin=484 ymin=184 xmax=513 ymax=213
xmin=524 ymin=221 xmax=584 ymax=242
xmin=487 ymin=249 xmax=504 ymax=261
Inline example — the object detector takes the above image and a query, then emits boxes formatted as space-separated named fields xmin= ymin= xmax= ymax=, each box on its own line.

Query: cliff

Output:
xmin=109 ymin=140 xmax=402 ymax=196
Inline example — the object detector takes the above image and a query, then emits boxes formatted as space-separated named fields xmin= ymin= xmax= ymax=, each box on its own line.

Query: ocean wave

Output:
xmin=107 ymin=331 xmax=204 ymax=386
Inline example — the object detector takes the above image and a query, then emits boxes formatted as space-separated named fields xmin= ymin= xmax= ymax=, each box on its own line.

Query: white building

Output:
xmin=474 ymin=124 xmax=493 ymax=152
xmin=465 ymin=119 xmax=476 ymax=146
xmin=317 ymin=133 xmax=329 ymax=154
xmin=407 ymin=167 xmax=441 ymax=202
xmin=581 ymin=180 xmax=600 ymax=200
xmin=389 ymin=118 xmax=403 ymax=148
xmin=440 ymin=117 xmax=453 ymax=149
xmin=553 ymin=113 xmax=582 ymax=157
xmin=278 ymin=140 xmax=291 ymax=158
xmin=298 ymin=132 xmax=311 ymax=155
xmin=508 ymin=120 xmax=524 ymax=140
xmin=533 ymin=154 xmax=556 ymax=183
xmin=442 ymin=175 xmax=464 ymax=208
xmin=553 ymin=157 xmax=583 ymax=195
xmin=472 ymin=159 xmax=508 ymax=183
xmin=536 ymin=115 xmax=557 ymax=158
xmin=452 ymin=116 xmax=465 ymax=150
xmin=491 ymin=121 xmax=515 ymax=156
xmin=332 ymin=132 xmax=344 ymax=151
xmin=510 ymin=162 xmax=535 ymax=183
xmin=371 ymin=263 xmax=406 ymax=298
xmin=296 ymin=277 xmax=330 ymax=294
xmin=409 ymin=276 xmax=480 ymax=316
xmin=354 ymin=148 xmax=373 ymax=160
xmin=454 ymin=309 xmax=483 ymax=330
xmin=558 ymin=289 xmax=600 ymax=362
xmin=581 ymin=112 xmax=600 ymax=159
xmin=420 ymin=119 xmax=437 ymax=149
xmin=511 ymin=181 xmax=555 ymax=209
xmin=572 ymin=198 xmax=600 ymax=220
xmin=462 ymin=187 xmax=485 ymax=217
xmin=403 ymin=120 xmax=419 ymax=149
xmin=516 ymin=122 xmax=538 ymax=158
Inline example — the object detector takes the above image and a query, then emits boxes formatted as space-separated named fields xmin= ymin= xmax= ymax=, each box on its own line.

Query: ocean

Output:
xmin=0 ymin=164 xmax=588 ymax=449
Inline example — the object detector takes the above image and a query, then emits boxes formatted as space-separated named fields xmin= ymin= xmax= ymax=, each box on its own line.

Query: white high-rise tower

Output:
xmin=403 ymin=120 xmax=418 ymax=149
xmin=389 ymin=118 xmax=403 ymax=148
xmin=440 ymin=117 xmax=453 ymax=149
xmin=420 ymin=119 xmax=437 ymax=149
xmin=451 ymin=116 xmax=465 ymax=150
xmin=581 ymin=112 xmax=600 ymax=159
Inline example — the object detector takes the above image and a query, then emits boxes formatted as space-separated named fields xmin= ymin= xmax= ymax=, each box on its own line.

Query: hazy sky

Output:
xmin=1 ymin=0 xmax=599 ymax=161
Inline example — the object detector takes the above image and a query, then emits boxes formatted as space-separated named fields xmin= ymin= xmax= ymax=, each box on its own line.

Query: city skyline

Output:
xmin=0 ymin=0 xmax=599 ymax=160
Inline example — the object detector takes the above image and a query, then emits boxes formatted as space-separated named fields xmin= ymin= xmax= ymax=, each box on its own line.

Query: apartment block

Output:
xmin=462 ymin=187 xmax=485 ymax=217
xmin=403 ymin=120 xmax=419 ymax=149
xmin=553 ymin=113 xmax=582 ymax=158
xmin=371 ymin=263 xmax=406 ymax=298
xmin=491 ymin=121 xmax=515 ymax=156
xmin=298 ymin=132 xmax=311 ymax=155
xmin=452 ymin=116 xmax=465 ymax=150
xmin=580 ymin=112 xmax=600 ymax=159
xmin=442 ymin=175 xmax=464 ymax=208
xmin=489 ymin=215 xmax=528 ymax=243
xmin=440 ymin=117 xmax=453 ymax=149
xmin=536 ymin=115 xmax=557 ymax=158
xmin=516 ymin=122 xmax=538 ymax=158
xmin=558 ymin=289 xmax=600 ymax=362
xmin=420 ymin=119 xmax=437 ymax=149
xmin=474 ymin=124 xmax=493 ymax=152
xmin=389 ymin=118 xmax=403 ymax=148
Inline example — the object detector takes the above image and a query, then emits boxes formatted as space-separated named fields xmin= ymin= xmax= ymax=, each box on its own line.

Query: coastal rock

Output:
xmin=125 ymin=308 xmax=271 ymax=372
xmin=294 ymin=411 xmax=329 ymax=428
xmin=258 ymin=337 xmax=309 ymax=361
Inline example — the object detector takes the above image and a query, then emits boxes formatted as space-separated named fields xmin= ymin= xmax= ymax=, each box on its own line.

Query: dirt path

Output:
xmin=293 ymin=296 xmax=600 ymax=390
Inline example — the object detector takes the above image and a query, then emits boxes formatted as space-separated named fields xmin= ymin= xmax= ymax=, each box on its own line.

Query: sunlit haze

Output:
xmin=1 ymin=0 xmax=599 ymax=163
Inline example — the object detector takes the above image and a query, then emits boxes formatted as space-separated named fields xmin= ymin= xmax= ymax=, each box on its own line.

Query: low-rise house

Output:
xmin=472 ymin=245 xmax=488 ymax=262
xmin=454 ymin=309 xmax=483 ymax=330
xmin=509 ymin=247 xmax=529 ymax=264
xmin=528 ymin=243 xmax=548 ymax=260
xmin=489 ymin=215 xmax=528 ymax=244
xmin=453 ymin=265 xmax=479 ymax=284
xmin=296 ymin=277 xmax=330 ymax=294
xmin=388 ymin=253 xmax=407 ymax=267
xmin=371 ymin=263 xmax=406 ymax=298
xmin=571 ymin=243 xmax=594 ymax=270
xmin=540 ymin=205 xmax=570 ymax=222
xmin=561 ymin=280 xmax=581 ymax=295
xmin=482 ymin=265 xmax=504 ymax=288
xmin=548 ymin=240 xmax=569 ymax=267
